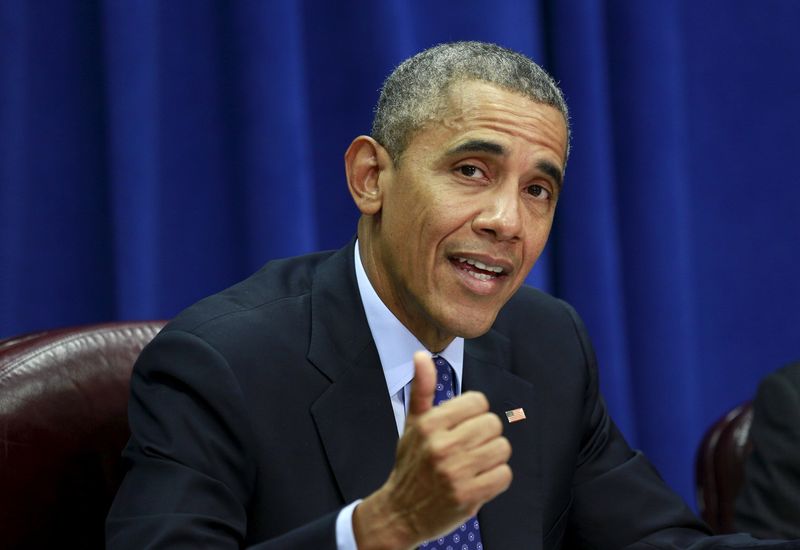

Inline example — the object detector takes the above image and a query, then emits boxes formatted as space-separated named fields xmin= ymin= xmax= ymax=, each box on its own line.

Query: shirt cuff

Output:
xmin=335 ymin=499 xmax=363 ymax=550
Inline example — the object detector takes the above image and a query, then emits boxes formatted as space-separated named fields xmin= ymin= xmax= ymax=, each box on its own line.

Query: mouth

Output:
xmin=449 ymin=255 xmax=511 ymax=282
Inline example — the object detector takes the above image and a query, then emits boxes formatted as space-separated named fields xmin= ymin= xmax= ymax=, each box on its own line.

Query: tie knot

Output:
xmin=432 ymin=355 xmax=454 ymax=405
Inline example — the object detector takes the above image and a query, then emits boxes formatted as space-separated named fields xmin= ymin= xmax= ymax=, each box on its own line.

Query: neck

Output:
xmin=356 ymin=230 xmax=454 ymax=353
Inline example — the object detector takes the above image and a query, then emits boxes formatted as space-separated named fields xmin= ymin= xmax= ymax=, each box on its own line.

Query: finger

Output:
xmin=438 ymin=411 xmax=504 ymax=451
xmin=435 ymin=435 xmax=512 ymax=480
xmin=408 ymin=351 xmax=436 ymax=417
xmin=458 ymin=463 xmax=514 ymax=506
xmin=427 ymin=462 xmax=512 ymax=520
xmin=418 ymin=391 xmax=490 ymax=431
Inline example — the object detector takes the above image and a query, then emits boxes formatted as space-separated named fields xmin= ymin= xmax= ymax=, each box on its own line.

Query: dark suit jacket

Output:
xmin=735 ymin=363 xmax=800 ymax=539
xmin=107 ymin=243 xmax=715 ymax=549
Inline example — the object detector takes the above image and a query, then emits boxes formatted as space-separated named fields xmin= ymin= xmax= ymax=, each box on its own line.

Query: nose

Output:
xmin=472 ymin=184 xmax=523 ymax=241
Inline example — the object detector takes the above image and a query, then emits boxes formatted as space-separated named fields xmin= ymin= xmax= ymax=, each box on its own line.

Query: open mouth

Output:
xmin=450 ymin=256 xmax=508 ymax=282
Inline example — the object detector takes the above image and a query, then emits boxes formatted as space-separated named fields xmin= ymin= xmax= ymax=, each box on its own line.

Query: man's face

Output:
xmin=367 ymin=81 xmax=568 ymax=350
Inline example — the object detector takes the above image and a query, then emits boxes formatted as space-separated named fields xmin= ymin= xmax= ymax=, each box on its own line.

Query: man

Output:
xmin=107 ymin=42 xmax=796 ymax=549
xmin=735 ymin=362 xmax=800 ymax=539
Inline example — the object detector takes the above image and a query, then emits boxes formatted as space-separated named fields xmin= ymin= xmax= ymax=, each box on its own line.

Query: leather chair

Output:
xmin=695 ymin=401 xmax=754 ymax=534
xmin=0 ymin=321 xmax=164 ymax=549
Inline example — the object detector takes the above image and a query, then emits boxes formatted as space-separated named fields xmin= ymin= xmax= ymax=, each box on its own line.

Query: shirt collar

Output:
xmin=354 ymin=241 xmax=464 ymax=396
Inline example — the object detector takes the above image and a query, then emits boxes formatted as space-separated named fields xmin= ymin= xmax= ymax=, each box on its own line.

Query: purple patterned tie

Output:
xmin=419 ymin=355 xmax=484 ymax=550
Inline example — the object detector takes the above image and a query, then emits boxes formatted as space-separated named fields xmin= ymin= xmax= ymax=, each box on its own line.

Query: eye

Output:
xmin=456 ymin=165 xmax=486 ymax=179
xmin=526 ymin=184 xmax=551 ymax=200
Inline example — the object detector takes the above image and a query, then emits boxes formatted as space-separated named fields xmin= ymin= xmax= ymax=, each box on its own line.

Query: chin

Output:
xmin=445 ymin=314 xmax=498 ymax=340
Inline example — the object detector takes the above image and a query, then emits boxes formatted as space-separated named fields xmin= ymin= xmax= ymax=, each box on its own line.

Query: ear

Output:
xmin=344 ymin=135 xmax=393 ymax=216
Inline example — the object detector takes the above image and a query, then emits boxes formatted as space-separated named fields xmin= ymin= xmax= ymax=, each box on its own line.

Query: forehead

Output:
xmin=408 ymin=81 xmax=568 ymax=165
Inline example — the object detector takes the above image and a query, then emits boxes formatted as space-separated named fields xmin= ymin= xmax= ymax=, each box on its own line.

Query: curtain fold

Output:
xmin=605 ymin=1 xmax=703 ymax=498
xmin=549 ymin=0 xmax=637 ymax=440
xmin=102 ymin=0 xmax=160 ymax=319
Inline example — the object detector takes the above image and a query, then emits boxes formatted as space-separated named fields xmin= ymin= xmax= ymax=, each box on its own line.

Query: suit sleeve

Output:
xmin=559 ymin=303 xmax=714 ymax=549
xmin=106 ymin=329 xmax=338 ymax=550
xmin=735 ymin=364 xmax=800 ymax=539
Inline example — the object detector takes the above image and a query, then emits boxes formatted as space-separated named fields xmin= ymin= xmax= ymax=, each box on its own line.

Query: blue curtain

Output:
xmin=2 ymin=0 xmax=799 ymax=509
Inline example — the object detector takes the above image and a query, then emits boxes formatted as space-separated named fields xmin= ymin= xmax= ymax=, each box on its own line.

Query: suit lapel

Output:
xmin=307 ymin=242 xmax=399 ymax=503
xmin=465 ymin=331 xmax=543 ymax=549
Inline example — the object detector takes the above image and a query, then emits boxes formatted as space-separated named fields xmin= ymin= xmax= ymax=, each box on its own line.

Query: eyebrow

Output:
xmin=445 ymin=139 xmax=506 ymax=157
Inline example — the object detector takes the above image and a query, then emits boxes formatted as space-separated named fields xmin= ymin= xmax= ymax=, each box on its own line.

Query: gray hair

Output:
xmin=371 ymin=41 xmax=570 ymax=164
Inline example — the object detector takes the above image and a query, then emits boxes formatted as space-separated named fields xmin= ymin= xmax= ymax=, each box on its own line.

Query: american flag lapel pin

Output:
xmin=505 ymin=407 xmax=526 ymax=423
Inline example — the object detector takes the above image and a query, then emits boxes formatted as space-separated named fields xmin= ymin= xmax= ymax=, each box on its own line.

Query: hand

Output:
xmin=353 ymin=351 xmax=513 ymax=550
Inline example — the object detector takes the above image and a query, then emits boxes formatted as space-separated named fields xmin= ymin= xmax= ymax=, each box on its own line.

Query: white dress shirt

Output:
xmin=335 ymin=242 xmax=465 ymax=549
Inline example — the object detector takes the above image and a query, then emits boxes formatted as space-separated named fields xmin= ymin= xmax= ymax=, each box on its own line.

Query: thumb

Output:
xmin=408 ymin=351 xmax=436 ymax=417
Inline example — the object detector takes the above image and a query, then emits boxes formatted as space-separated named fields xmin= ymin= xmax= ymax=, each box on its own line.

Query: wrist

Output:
xmin=352 ymin=487 xmax=417 ymax=550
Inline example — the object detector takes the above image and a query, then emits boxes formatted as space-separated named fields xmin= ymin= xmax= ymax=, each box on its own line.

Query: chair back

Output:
xmin=0 ymin=321 xmax=164 ymax=549
xmin=695 ymin=401 xmax=754 ymax=533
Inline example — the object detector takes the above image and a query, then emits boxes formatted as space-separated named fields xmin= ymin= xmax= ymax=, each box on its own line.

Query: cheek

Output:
xmin=522 ymin=218 xmax=554 ymax=257
xmin=414 ymin=199 xmax=467 ymax=243
xmin=433 ymin=197 xmax=483 ymax=234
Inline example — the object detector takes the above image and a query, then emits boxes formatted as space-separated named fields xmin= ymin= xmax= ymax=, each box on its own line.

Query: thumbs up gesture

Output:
xmin=353 ymin=352 xmax=513 ymax=550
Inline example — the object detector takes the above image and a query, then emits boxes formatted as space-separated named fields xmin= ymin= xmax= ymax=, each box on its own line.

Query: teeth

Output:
xmin=455 ymin=256 xmax=504 ymax=273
